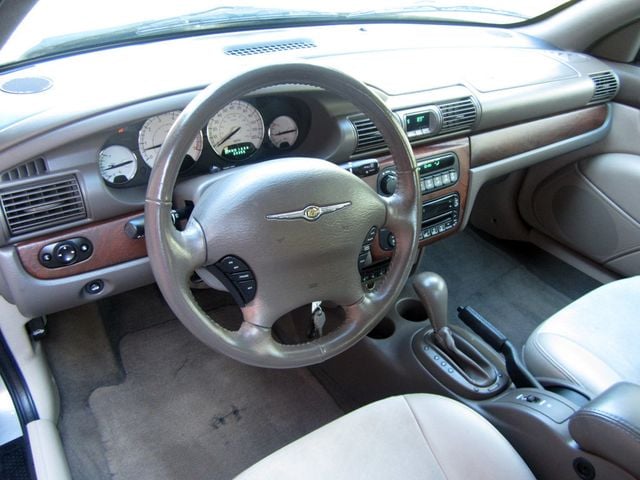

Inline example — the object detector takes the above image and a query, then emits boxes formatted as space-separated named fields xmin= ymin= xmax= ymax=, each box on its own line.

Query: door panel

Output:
xmin=528 ymin=157 xmax=640 ymax=266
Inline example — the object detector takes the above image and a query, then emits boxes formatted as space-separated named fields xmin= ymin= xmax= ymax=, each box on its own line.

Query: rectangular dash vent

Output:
xmin=1 ymin=176 xmax=86 ymax=236
xmin=224 ymin=40 xmax=316 ymax=56
xmin=1 ymin=158 xmax=47 ymax=182
xmin=589 ymin=71 xmax=619 ymax=104
xmin=438 ymin=98 xmax=478 ymax=133
xmin=351 ymin=116 xmax=386 ymax=155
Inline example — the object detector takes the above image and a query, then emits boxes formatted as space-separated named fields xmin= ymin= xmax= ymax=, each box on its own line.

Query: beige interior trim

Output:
xmin=529 ymin=230 xmax=620 ymax=284
xmin=0 ymin=297 xmax=59 ymax=422
xmin=27 ymin=419 xmax=72 ymax=480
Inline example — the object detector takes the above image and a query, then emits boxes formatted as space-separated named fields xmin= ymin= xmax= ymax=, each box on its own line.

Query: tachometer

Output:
xmin=206 ymin=100 xmax=264 ymax=162
xmin=138 ymin=110 xmax=203 ymax=169
xmin=98 ymin=145 xmax=138 ymax=185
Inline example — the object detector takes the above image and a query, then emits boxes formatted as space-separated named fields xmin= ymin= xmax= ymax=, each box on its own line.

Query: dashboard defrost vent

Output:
xmin=351 ymin=116 xmax=386 ymax=155
xmin=438 ymin=98 xmax=477 ymax=133
xmin=589 ymin=71 xmax=619 ymax=104
xmin=1 ymin=158 xmax=47 ymax=182
xmin=1 ymin=176 xmax=86 ymax=236
xmin=224 ymin=40 xmax=316 ymax=56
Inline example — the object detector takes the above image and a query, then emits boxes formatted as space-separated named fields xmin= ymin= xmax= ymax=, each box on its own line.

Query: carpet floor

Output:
xmin=419 ymin=228 xmax=601 ymax=350
xmin=45 ymin=287 xmax=342 ymax=480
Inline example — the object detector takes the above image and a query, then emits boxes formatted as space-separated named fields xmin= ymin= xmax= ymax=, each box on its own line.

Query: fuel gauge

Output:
xmin=98 ymin=145 xmax=138 ymax=185
xmin=268 ymin=115 xmax=298 ymax=150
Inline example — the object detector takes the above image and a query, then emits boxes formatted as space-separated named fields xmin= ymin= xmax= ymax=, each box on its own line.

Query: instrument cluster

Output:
xmin=97 ymin=96 xmax=311 ymax=187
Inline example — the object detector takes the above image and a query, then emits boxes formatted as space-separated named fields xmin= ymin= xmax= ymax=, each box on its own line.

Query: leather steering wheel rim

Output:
xmin=145 ymin=63 xmax=420 ymax=368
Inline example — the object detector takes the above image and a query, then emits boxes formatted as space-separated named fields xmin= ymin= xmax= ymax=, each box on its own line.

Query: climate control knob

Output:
xmin=379 ymin=171 xmax=397 ymax=196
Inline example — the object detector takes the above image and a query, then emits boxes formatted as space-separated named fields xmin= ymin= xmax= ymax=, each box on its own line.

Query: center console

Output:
xmin=312 ymin=263 xmax=635 ymax=480
xmin=369 ymin=139 xmax=470 ymax=247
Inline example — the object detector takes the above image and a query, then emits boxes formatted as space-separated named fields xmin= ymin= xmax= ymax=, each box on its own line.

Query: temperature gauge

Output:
xmin=268 ymin=115 xmax=298 ymax=150
xmin=98 ymin=145 xmax=138 ymax=185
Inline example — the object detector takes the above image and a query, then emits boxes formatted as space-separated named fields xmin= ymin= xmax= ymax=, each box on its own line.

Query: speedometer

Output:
xmin=138 ymin=110 xmax=203 ymax=169
xmin=206 ymin=100 xmax=264 ymax=162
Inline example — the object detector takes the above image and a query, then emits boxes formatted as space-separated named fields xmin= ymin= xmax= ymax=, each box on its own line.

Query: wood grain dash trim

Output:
xmin=471 ymin=105 xmax=608 ymax=167
xmin=16 ymin=212 xmax=146 ymax=280
xmin=366 ymin=138 xmax=470 ymax=254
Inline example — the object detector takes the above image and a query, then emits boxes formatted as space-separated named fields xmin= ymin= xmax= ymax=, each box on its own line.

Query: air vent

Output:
xmin=1 ymin=158 xmax=48 ymax=182
xmin=589 ymin=71 xmax=619 ymax=104
xmin=351 ymin=116 xmax=386 ymax=155
xmin=224 ymin=40 xmax=316 ymax=56
xmin=438 ymin=98 xmax=478 ymax=133
xmin=1 ymin=176 xmax=86 ymax=236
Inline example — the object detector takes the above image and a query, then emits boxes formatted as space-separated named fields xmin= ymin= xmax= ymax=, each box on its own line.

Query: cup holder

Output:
xmin=367 ymin=317 xmax=396 ymax=339
xmin=396 ymin=298 xmax=428 ymax=322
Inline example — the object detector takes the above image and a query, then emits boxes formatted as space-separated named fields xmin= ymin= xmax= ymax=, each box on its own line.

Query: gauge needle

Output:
xmin=104 ymin=160 xmax=134 ymax=170
xmin=273 ymin=129 xmax=298 ymax=136
xmin=216 ymin=126 xmax=241 ymax=147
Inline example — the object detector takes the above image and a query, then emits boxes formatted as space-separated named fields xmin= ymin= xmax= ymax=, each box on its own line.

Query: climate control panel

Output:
xmin=378 ymin=152 xmax=459 ymax=196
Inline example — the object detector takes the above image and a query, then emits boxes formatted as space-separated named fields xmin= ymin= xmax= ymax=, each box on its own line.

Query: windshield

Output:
xmin=0 ymin=0 xmax=574 ymax=70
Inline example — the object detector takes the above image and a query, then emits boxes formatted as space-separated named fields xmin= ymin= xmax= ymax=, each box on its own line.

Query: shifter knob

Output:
xmin=413 ymin=272 xmax=448 ymax=332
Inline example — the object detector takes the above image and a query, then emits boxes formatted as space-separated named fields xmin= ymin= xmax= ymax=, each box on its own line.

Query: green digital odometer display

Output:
xmin=221 ymin=142 xmax=256 ymax=162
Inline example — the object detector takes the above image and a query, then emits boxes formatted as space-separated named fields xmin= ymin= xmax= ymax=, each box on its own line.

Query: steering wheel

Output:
xmin=145 ymin=63 xmax=420 ymax=368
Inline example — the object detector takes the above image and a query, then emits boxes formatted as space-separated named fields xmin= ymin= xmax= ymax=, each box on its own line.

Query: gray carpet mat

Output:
xmin=89 ymin=319 xmax=342 ymax=480
xmin=419 ymin=229 xmax=600 ymax=350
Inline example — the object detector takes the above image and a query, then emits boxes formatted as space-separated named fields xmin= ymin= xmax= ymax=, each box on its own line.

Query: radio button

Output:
xmin=450 ymin=171 xmax=458 ymax=183
xmin=425 ymin=177 xmax=435 ymax=190
xmin=441 ymin=173 xmax=451 ymax=185
xmin=433 ymin=176 xmax=443 ymax=188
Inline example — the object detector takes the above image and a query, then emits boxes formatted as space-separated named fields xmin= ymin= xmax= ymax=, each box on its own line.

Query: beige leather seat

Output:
xmin=237 ymin=394 xmax=534 ymax=479
xmin=524 ymin=276 xmax=640 ymax=398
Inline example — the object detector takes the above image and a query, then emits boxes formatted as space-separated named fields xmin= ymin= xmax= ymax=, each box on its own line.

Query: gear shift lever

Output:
xmin=413 ymin=272 xmax=497 ymax=388
xmin=412 ymin=272 xmax=448 ymax=333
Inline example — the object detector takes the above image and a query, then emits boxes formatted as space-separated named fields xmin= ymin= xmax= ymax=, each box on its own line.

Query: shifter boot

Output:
xmin=433 ymin=326 xmax=497 ymax=387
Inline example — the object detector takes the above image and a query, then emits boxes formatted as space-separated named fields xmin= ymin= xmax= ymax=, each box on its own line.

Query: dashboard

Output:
xmin=0 ymin=22 xmax=618 ymax=317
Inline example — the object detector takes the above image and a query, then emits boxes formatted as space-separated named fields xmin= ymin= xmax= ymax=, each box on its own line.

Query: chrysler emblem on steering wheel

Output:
xmin=266 ymin=201 xmax=352 ymax=222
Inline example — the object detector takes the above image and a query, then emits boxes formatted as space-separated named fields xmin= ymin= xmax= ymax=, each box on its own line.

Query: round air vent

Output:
xmin=1 ymin=76 xmax=53 ymax=94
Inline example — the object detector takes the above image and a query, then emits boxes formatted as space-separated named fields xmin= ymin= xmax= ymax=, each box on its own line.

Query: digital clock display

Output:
xmin=405 ymin=112 xmax=430 ymax=132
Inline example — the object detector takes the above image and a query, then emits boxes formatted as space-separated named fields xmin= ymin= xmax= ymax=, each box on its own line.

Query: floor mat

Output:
xmin=89 ymin=320 xmax=342 ymax=480
xmin=420 ymin=228 xmax=600 ymax=350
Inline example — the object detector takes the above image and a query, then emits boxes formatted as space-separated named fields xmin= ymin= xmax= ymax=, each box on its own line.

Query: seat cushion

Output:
xmin=524 ymin=276 xmax=640 ymax=398
xmin=236 ymin=394 xmax=534 ymax=480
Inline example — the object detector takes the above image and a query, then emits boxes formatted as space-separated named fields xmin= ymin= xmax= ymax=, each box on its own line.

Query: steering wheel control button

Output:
xmin=237 ymin=280 xmax=257 ymax=302
xmin=231 ymin=271 xmax=253 ymax=282
xmin=358 ymin=253 xmax=370 ymax=269
xmin=219 ymin=256 xmax=249 ymax=274
xmin=84 ymin=280 xmax=104 ymax=295
xmin=378 ymin=228 xmax=396 ymax=251
xmin=38 ymin=237 xmax=93 ymax=268
xmin=365 ymin=226 xmax=377 ymax=244
xmin=212 ymin=256 xmax=257 ymax=305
